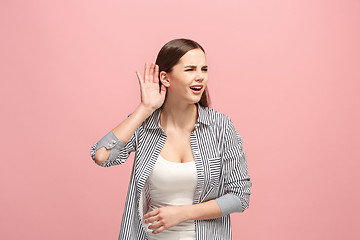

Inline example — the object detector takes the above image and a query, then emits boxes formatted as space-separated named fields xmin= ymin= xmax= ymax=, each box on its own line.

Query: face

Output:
xmin=161 ymin=48 xmax=208 ymax=104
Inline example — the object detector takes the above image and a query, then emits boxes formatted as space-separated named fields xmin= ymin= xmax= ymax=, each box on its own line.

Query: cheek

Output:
xmin=169 ymin=81 xmax=189 ymax=94
xmin=174 ymin=78 xmax=191 ymax=89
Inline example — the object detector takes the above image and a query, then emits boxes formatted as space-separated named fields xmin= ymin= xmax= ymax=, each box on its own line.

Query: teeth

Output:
xmin=191 ymin=86 xmax=202 ymax=90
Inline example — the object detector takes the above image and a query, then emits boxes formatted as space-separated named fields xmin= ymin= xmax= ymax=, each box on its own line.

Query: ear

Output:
xmin=159 ymin=71 xmax=170 ymax=87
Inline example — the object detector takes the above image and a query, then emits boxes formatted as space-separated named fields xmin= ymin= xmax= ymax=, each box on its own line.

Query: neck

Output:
xmin=160 ymin=100 xmax=198 ymax=132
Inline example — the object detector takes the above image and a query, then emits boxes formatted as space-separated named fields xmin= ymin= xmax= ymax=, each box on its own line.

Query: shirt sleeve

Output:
xmin=90 ymin=114 xmax=137 ymax=167
xmin=214 ymin=117 xmax=252 ymax=216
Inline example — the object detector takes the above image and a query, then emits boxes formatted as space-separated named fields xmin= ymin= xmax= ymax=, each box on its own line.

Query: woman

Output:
xmin=90 ymin=38 xmax=252 ymax=240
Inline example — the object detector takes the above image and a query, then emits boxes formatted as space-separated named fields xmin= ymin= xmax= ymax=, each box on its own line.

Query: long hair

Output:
xmin=155 ymin=38 xmax=211 ymax=108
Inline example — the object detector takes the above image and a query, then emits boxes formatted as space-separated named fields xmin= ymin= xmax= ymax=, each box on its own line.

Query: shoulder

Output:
xmin=201 ymin=106 xmax=244 ymax=147
xmin=202 ymin=105 xmax=233 ymax=128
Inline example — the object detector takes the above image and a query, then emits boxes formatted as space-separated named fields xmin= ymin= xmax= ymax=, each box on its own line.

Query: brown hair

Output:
xmin=155 ymin=38 xmax=211 ymax=108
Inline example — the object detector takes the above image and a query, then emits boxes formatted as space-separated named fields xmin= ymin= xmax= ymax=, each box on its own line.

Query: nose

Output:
xmin=195 ymin=69 xmax=204 ymax=82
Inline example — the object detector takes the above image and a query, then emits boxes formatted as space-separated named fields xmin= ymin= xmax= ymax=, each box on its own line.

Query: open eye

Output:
xmin=185 ymin=69 xmax=193 ymax=71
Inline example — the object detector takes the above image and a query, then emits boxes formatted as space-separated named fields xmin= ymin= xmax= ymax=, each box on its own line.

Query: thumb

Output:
xmin=136 ymin=71 xmax=142 ymax=85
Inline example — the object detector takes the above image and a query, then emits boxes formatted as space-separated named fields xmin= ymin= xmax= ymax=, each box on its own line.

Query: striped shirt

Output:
xmin=90 ymin=102 xmax=252 ymax=240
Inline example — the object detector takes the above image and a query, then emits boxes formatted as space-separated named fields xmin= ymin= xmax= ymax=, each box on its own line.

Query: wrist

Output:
xmin=181 ymin=205 xmax=193 ymax=222
xmin=139 ymin=102 xmax=157 ymax=112
xmin=137 ymin=103 xmax=156 ymax=116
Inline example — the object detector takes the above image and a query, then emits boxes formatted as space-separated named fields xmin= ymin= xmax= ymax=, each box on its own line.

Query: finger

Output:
xmin=146 ymin=214 xmax=160 ymax=224
xmin=143 ymin=208 xmax=159 ymax=219
xmin=149 ymin=62 xmax=154 ymax=82
xmin=153 ymin=64 xmax=159 ymax=83
xmin=144 ymin=62 xmax=149 ymax=82
xmin=148 ymin=219 xmax=162 ymax=230
xmin=152 ymin=225 xmax=167 ymax=234
xmin=136 ymin=71 xmax=143 ymax=84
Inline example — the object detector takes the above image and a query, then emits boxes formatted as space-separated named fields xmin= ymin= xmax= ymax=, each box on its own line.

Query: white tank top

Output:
xmin=145 ymin=154 xmax=197 ymax=240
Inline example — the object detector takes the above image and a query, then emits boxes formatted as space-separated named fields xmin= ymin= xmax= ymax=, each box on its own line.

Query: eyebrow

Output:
xmin=184 ymin=65 xmax=208 ymax=68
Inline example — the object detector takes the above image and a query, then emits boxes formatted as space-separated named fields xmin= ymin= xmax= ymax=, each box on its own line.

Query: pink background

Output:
xmin=1 ymin=0 xmax=359 ymax=239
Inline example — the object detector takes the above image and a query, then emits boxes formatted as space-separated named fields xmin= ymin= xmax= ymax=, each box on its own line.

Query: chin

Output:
xmin=190 ymin=98 xmax=202 ymax=105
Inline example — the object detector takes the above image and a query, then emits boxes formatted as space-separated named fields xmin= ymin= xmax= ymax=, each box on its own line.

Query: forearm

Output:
xmin=181 ymin=192 xmax=247 ymax=221
xmin=94 ymin=103 xmax=154 ymax=164
xmin=182 ymin=200 xmax=222 ymax=221
xmin=112 ymin=103 xmax=154 ymax=143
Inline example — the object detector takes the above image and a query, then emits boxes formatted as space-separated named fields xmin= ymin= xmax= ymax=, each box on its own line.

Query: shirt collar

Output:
xmin=144 ymin=102 xmax=213 ymax=129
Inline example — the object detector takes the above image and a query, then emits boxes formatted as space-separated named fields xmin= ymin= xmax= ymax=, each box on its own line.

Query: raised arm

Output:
xmin=90 ymin=62 xmax=167 ymax=166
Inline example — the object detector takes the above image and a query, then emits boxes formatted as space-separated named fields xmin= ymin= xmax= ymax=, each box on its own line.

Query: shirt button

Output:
xmin=112 ymin=140 xmax=116 ymax=144
xmin=108 ymin=143 xmax=112 ymax=148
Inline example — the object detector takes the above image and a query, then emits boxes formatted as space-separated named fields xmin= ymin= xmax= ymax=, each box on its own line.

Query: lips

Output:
xmin=189 ymin=85 xmax=203 ymax=91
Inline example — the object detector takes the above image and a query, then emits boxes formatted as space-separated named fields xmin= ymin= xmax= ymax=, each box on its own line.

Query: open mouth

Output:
xmin=190 ymin=86 xmax=203 ymax=93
